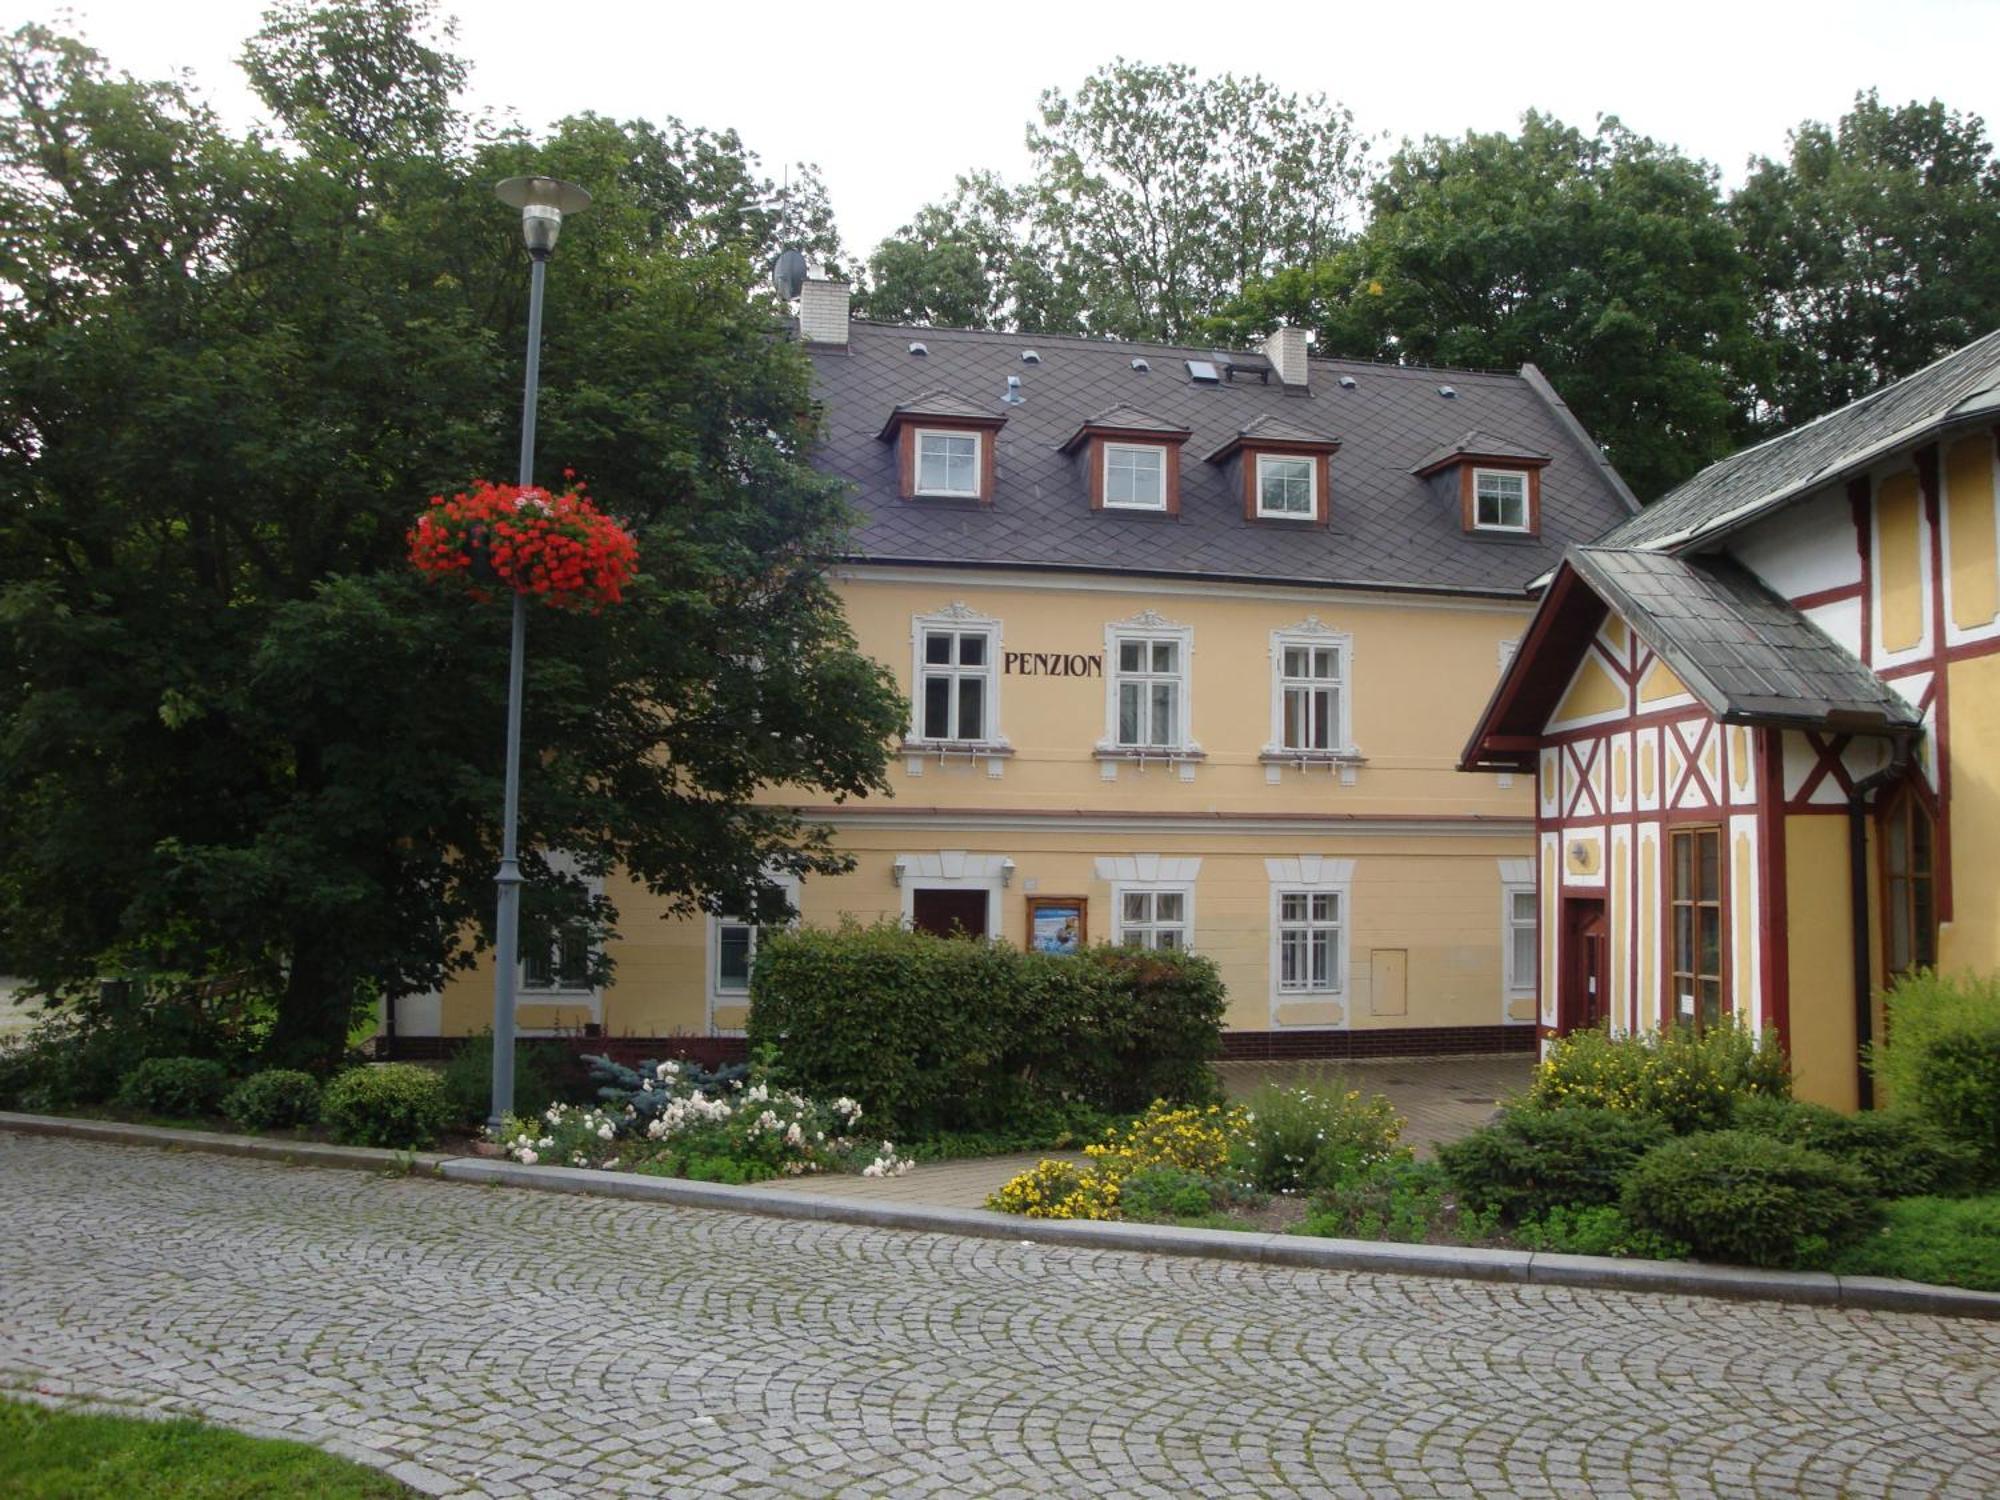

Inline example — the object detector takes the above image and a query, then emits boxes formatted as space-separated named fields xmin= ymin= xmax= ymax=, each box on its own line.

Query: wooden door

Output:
xmin=1560 ymin=898 xmax=1609 ymax=1034
xmin=911 ymin=888 xmax=989 ymax=939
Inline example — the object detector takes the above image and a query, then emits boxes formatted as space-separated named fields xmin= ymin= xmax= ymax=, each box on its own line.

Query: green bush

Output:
xmin=1438 ymin=1107 xmax=1671 ymax=1221
xmin=114 ymin=1056 xmax=231 ymax=1118
xmin=1295 ymin=1157 xmax=1493 ymax=1244
xmin=1118 ymin=1164 xmax=1223 ymax=1221
xmin=1525 ymin=1022 xmax=1789 ymax=1132
xmin=1830 ymin=1193 xmax=2000 ymax=1293
xmin=439 ymin=1033 xmax=570 ymax=1127
xmin=321 ymin=1063 xmax=453 ymax=1148
xmin=1868 ymin=970 xmax=2000 ymax=1151
xmin=1730 ymin=1095 xmax=1984 ymax=1197
xmin=222 ymin=1069 xmax=322 ymax=1132
xmin=746 ymin=922 xmax=1226 ymax=1135
xmin=1621 ymin=1130 xmax=1877 ymax=1267
xmin=1513 ymin=1204 xmax=1690 ymax=1261
xmin=0 ymin=983 xmax=258 ymax=1113
xmin=1233 ymin=1081 xmax=1403 ymax=1195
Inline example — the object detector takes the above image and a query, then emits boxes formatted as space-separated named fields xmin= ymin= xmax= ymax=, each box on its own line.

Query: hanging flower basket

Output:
xmin=408 ymin=477 xmax=639 ymax=611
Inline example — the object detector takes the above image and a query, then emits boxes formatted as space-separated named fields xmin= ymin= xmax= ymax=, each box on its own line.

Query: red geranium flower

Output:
xmin=407 ymin=479 xmax=639 ymax=612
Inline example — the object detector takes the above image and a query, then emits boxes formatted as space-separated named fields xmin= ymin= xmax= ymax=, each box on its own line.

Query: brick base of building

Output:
xmin=382 ymin=1026 xmax=1534 ymax=1067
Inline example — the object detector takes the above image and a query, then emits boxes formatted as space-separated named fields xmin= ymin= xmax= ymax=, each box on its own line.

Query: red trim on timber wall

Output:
xmin=1917 ymin=444 xmax=1954 ymax=922
xmin=1788 ymin=583 xmax=1864 ymax=611
xmin=1757 ymin=725 xmax=1791 ymax=1051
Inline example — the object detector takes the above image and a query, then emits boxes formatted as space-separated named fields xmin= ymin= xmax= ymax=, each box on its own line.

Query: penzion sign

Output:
xmin=1004 ymin=650 xmax=1104 ymax=678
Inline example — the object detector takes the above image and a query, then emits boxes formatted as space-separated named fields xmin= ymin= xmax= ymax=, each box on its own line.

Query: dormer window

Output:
xmin=1104 ymin=443 xmax=1167 ymax=510
xmin=878 ymin=392 xmax=1006 ymax=504
xmin=1257 ymin=455 xmax=1316 ymax=519
xmin=916 ymin=430 xmax=980 ymax=497
xmin=1474 ymin=468 xmax=1530 ymax=531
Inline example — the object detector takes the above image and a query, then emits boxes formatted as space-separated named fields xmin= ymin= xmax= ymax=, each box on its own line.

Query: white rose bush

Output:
xmin=494 ymin=1054 xmax=911 ymax=1185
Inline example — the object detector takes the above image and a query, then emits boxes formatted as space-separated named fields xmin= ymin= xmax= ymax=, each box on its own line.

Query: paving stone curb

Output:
xmin=7 ymin=1110 xmax=1998 ymax=1320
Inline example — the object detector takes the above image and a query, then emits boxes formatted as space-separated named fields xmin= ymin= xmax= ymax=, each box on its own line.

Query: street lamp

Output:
xmin=488 ymin=175 xmax=591 ymax=1131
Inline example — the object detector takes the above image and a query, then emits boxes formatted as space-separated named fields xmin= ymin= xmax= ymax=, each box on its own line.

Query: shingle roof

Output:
xmin=1411 ymin=429 xmax=1552 ymax=475
xmin=1058 ymin=404 xmax=1192 ymax=452
xmin=810 ymin=320 xmax=1640 ymax=593
xmin=1602 ymin=329 xmax=2000 ymax=551
xmin=875 ymin=389 xmax=1006 ymax=438
xmin=1569 ymin=546 xmax=1922 ymax=730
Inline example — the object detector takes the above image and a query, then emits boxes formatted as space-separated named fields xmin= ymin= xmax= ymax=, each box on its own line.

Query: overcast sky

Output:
xmin=32 ymin=0 xmax=2000 ymax=256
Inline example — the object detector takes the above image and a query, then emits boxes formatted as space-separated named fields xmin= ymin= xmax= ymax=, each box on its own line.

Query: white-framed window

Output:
xmin=521 ymin=854 xmax=603 ymax=998
xmin=1497 ymin=857 xmax=1537 ymax=1002
xmin=915 ymin=428 xmax=981 ymax=497
xmin=909 ymin=605 xmax=1002 ymax=745
xmin=708 ymin=875 xmax=800 ymax=1035
xmin=1272 ymin=630 xmax=1350 ymax=753
xmin=1256 ymin=453 xmax=1316 ymax=518
xmin=1109 ymin=630 xmax=1190 ymax=749
xmin=1275 ymin=890 xmax=1343 ymax=993
xmin=1103 ymin=442 xmax=1167 ymax=510
xmin=1115 ymin=886 xmax=1192 ymax=950
xmin=1473 ymin=468 xmax=1530 ymax=531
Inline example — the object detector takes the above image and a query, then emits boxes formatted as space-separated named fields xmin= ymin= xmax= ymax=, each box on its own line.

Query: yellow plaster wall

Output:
xmin=1946 ymin=435 xmax=1998 ymax=632
xmin=1637 ymin=658 xmax=1689 ymax=705
xmin=1941 ymin=650 xmax=2000 ymax=975
xmin=1877 ymin=473 xmax=1926 ymax=653
xmin=1551 ymin=653 xmax=1626 ymax=726
xmin=1785 ymin=814 xmax=1859 ymax=1111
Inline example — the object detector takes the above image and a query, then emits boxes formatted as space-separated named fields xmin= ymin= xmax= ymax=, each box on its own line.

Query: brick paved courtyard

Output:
xmin=3 ymin=1133 xmax=1999 ymax=1498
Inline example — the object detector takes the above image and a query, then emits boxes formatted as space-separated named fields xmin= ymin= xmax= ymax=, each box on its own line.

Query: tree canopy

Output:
xmin=0 ymin=3 xmax=902 ymax=1066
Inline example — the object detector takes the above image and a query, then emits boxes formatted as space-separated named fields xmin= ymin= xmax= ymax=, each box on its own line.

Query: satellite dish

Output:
xmin=772 ymin=248 xmax=808 ymax=300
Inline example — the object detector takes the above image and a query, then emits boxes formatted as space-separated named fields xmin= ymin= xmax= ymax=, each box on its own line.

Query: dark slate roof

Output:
xmin=809 ymin=320 xmax=1640 ymax=593
xmin=875 ymin=389 xmax=1005 ymax=437
xmin=1569 ymin=546 xmax=1922 ymax=730
xmin=1059 ymin=404 xmax=1191 ymax=451
xmin=1411 ymin=429 xmax=1552 ymax=475
xmin=1602 ymin=328 xmax=2000 ymax=551
xmin=1233 ymin=412 xmax=1341 ymax=446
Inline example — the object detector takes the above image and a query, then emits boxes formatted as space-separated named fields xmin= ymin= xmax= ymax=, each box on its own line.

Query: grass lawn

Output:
xmin=0 ymin=1399 xmax=411 ymax=1498
xmin=1831 ymin=1195 xmax=2000 ymax=1292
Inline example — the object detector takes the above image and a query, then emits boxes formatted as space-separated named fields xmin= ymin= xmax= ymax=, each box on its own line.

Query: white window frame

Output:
xmin=1103 ymin=616 xmax=1195 ymax=752
xmin=1111 ymin=882 xmax=1195 ymax=951
xmin=1501 ymin=883 xmax=1537 ymax=998
xmin=914 ymin=427 xmax=982 ymax=498
xmin=707 ymin=874 xmax=800 ymax=1036
xmin=517 ymin=853 xmax=604 ymax=1033
xmin=908 ymin=604 xmax=1005 ymax=748
xmin=1268 ymin=623 xmax=1353 ymax=755
xmin=1265 ymin=858 xmax=1354 ymax=1019
xmin=1255 ymin=452 xmax=1318 ymax=520
xmin=1102 ymin=442 xmax=1168 ymax=511
xmin=1472 ymin=467 xmax=1531 ymax=532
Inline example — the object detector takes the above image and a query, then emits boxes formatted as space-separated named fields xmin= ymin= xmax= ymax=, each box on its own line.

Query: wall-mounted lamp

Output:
xmin=1000 ymin=858 xmax=1017 ymax=887
xmin=890 ymin=857 xmax=909 ymax=888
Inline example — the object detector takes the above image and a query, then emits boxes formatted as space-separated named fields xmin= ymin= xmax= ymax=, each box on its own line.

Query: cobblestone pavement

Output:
xmin=4 ymin=1134 xmax=1999 ymax=1499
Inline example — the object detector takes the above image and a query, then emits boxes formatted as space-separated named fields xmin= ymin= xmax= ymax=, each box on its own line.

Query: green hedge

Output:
xmin=1439 ymin=1107 xmax=1671 ymax=1222
xmin=1621 ymin=1129 xmax=1876 ymax=1268
xmin=746 ymin=923 xmax=1225 ymax=1136
xmin=321 ymin=1063 xmax=453 ymax=1149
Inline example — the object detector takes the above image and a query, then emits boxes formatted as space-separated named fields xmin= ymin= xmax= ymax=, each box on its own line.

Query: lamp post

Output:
xmin=488 ymin=175 xmax=591 ymax=1131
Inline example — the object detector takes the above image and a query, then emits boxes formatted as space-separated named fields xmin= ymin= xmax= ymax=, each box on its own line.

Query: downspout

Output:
xmin=1846 ymin=743 xmax=1913 ymax=1110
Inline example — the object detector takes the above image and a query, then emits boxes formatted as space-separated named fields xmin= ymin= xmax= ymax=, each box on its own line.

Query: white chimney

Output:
xmin=798 ymin=278 xmax=851 ymax=347
xmin=1263 ymin=325 xmax=1309 ymax=388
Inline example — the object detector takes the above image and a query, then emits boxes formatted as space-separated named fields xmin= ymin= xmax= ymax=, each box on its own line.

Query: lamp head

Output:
xmin=494 ymin=176 xmax=592 ymax=258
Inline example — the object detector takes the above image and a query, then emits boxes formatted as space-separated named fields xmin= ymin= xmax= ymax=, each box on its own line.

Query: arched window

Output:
xmin=1881 ymin=784 xmax=1938 ymax=977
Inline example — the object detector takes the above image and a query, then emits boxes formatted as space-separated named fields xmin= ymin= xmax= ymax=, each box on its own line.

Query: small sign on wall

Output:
xmin=1026 ymin=896 xmax=1087 ymax=954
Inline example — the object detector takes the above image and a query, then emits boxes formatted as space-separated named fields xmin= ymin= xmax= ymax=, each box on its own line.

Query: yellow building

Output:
xmin=408 ymin=281 xmax=1638 ymax=1060
xmin=1464 ymin=330 xmax=2000 ymax=1108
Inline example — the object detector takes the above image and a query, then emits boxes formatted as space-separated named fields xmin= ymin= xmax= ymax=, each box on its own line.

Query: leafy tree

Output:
xmin=863 ymin=60 xmax=1371 ymax=342
xmin=1234 ymin=113 xmax=1759 ymax=500
xmin=0 ymin=4 xmax=903 ymax=1068
xmin=1731 ymin=90 xmax=2000 ymax=431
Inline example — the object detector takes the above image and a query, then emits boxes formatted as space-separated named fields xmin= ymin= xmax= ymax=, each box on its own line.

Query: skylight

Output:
xmin=1186 ymin=360 xmax=1220 ymax=384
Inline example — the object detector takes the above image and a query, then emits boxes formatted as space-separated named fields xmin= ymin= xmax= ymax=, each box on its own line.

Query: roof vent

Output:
xmin=1438 ymin=384 xmax=1457 ymax=398
xmin=1002 ymin=374 xmax=1025 ymax=406
xmin=1131 ymin=357 xmax=1151 ymax=373
xmin=1186 ymin=360 xmax=1220 ymax=384
xmin=908 ymin=341 xmax=928 ymax=357
xmin=1021 ymin=349 xmax=1041 ymax=364
xmin=1338 ymin=375 xmax=1357 ymax=390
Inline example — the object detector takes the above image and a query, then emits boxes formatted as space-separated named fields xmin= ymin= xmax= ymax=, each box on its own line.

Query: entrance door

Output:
xmin=911 ymin=887 xmax=989 ymax=939
xmin=1560 ymin=898 xmax=1609 ymax=1034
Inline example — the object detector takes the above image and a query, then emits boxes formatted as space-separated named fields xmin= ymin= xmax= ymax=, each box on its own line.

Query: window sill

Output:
xmin=901 ymin=739 xmax=1013 ymax=758
xmin=1258 ymin=749 xmax=1365 ymax=765
xmin=1093 ymin=744 xmax=1206 ymax=762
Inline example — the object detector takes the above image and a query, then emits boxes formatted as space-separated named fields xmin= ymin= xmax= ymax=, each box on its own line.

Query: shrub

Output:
xmin=747 ymin=922 xmax=1225 ymax=1136
xmin=1621 ymin=1130 xmax=1877 ymax=1268
xmin=1118 ymin=1164 xmax=1222 ymax=1221
xmin=439 ymin=1034 xmax=573 ymax=1127
xmin=1525 ymin=1022 xmax=1789 ymax=1132
xmin=1438 ymin=1107 xmax=1671 ymax=1221
xmin=321 ymin=1063 xmax=454 ymax=1149
xmin=583 ymin=1052 xmax=750 ymax=1131
xmin=1084 ymin=1100 xmax=1247 ymax=1180
xmin=114 ymin=1056 xmax=231 ymax=1118
xmin=1869 ymin=970 xmax=2000 ymax=1150
xmin=987 ymin=1158 xmax=1122 ymax=1220
xmin=1295 ymin=1157 xmax=1489 ymax=1244
xmin=1830 ymin=1193 xmax=2000 ymax=1293
xmin=1730 ymin=1095 xmax=1984 ymax=1197
xmin=1513 ymin=1205 xmax=1690 ymax=1261
xmin=1233 ymin=1081 xmax=1404 ymax=1195
xmin=222 ymin=1069 xmax=322 ymax=1132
